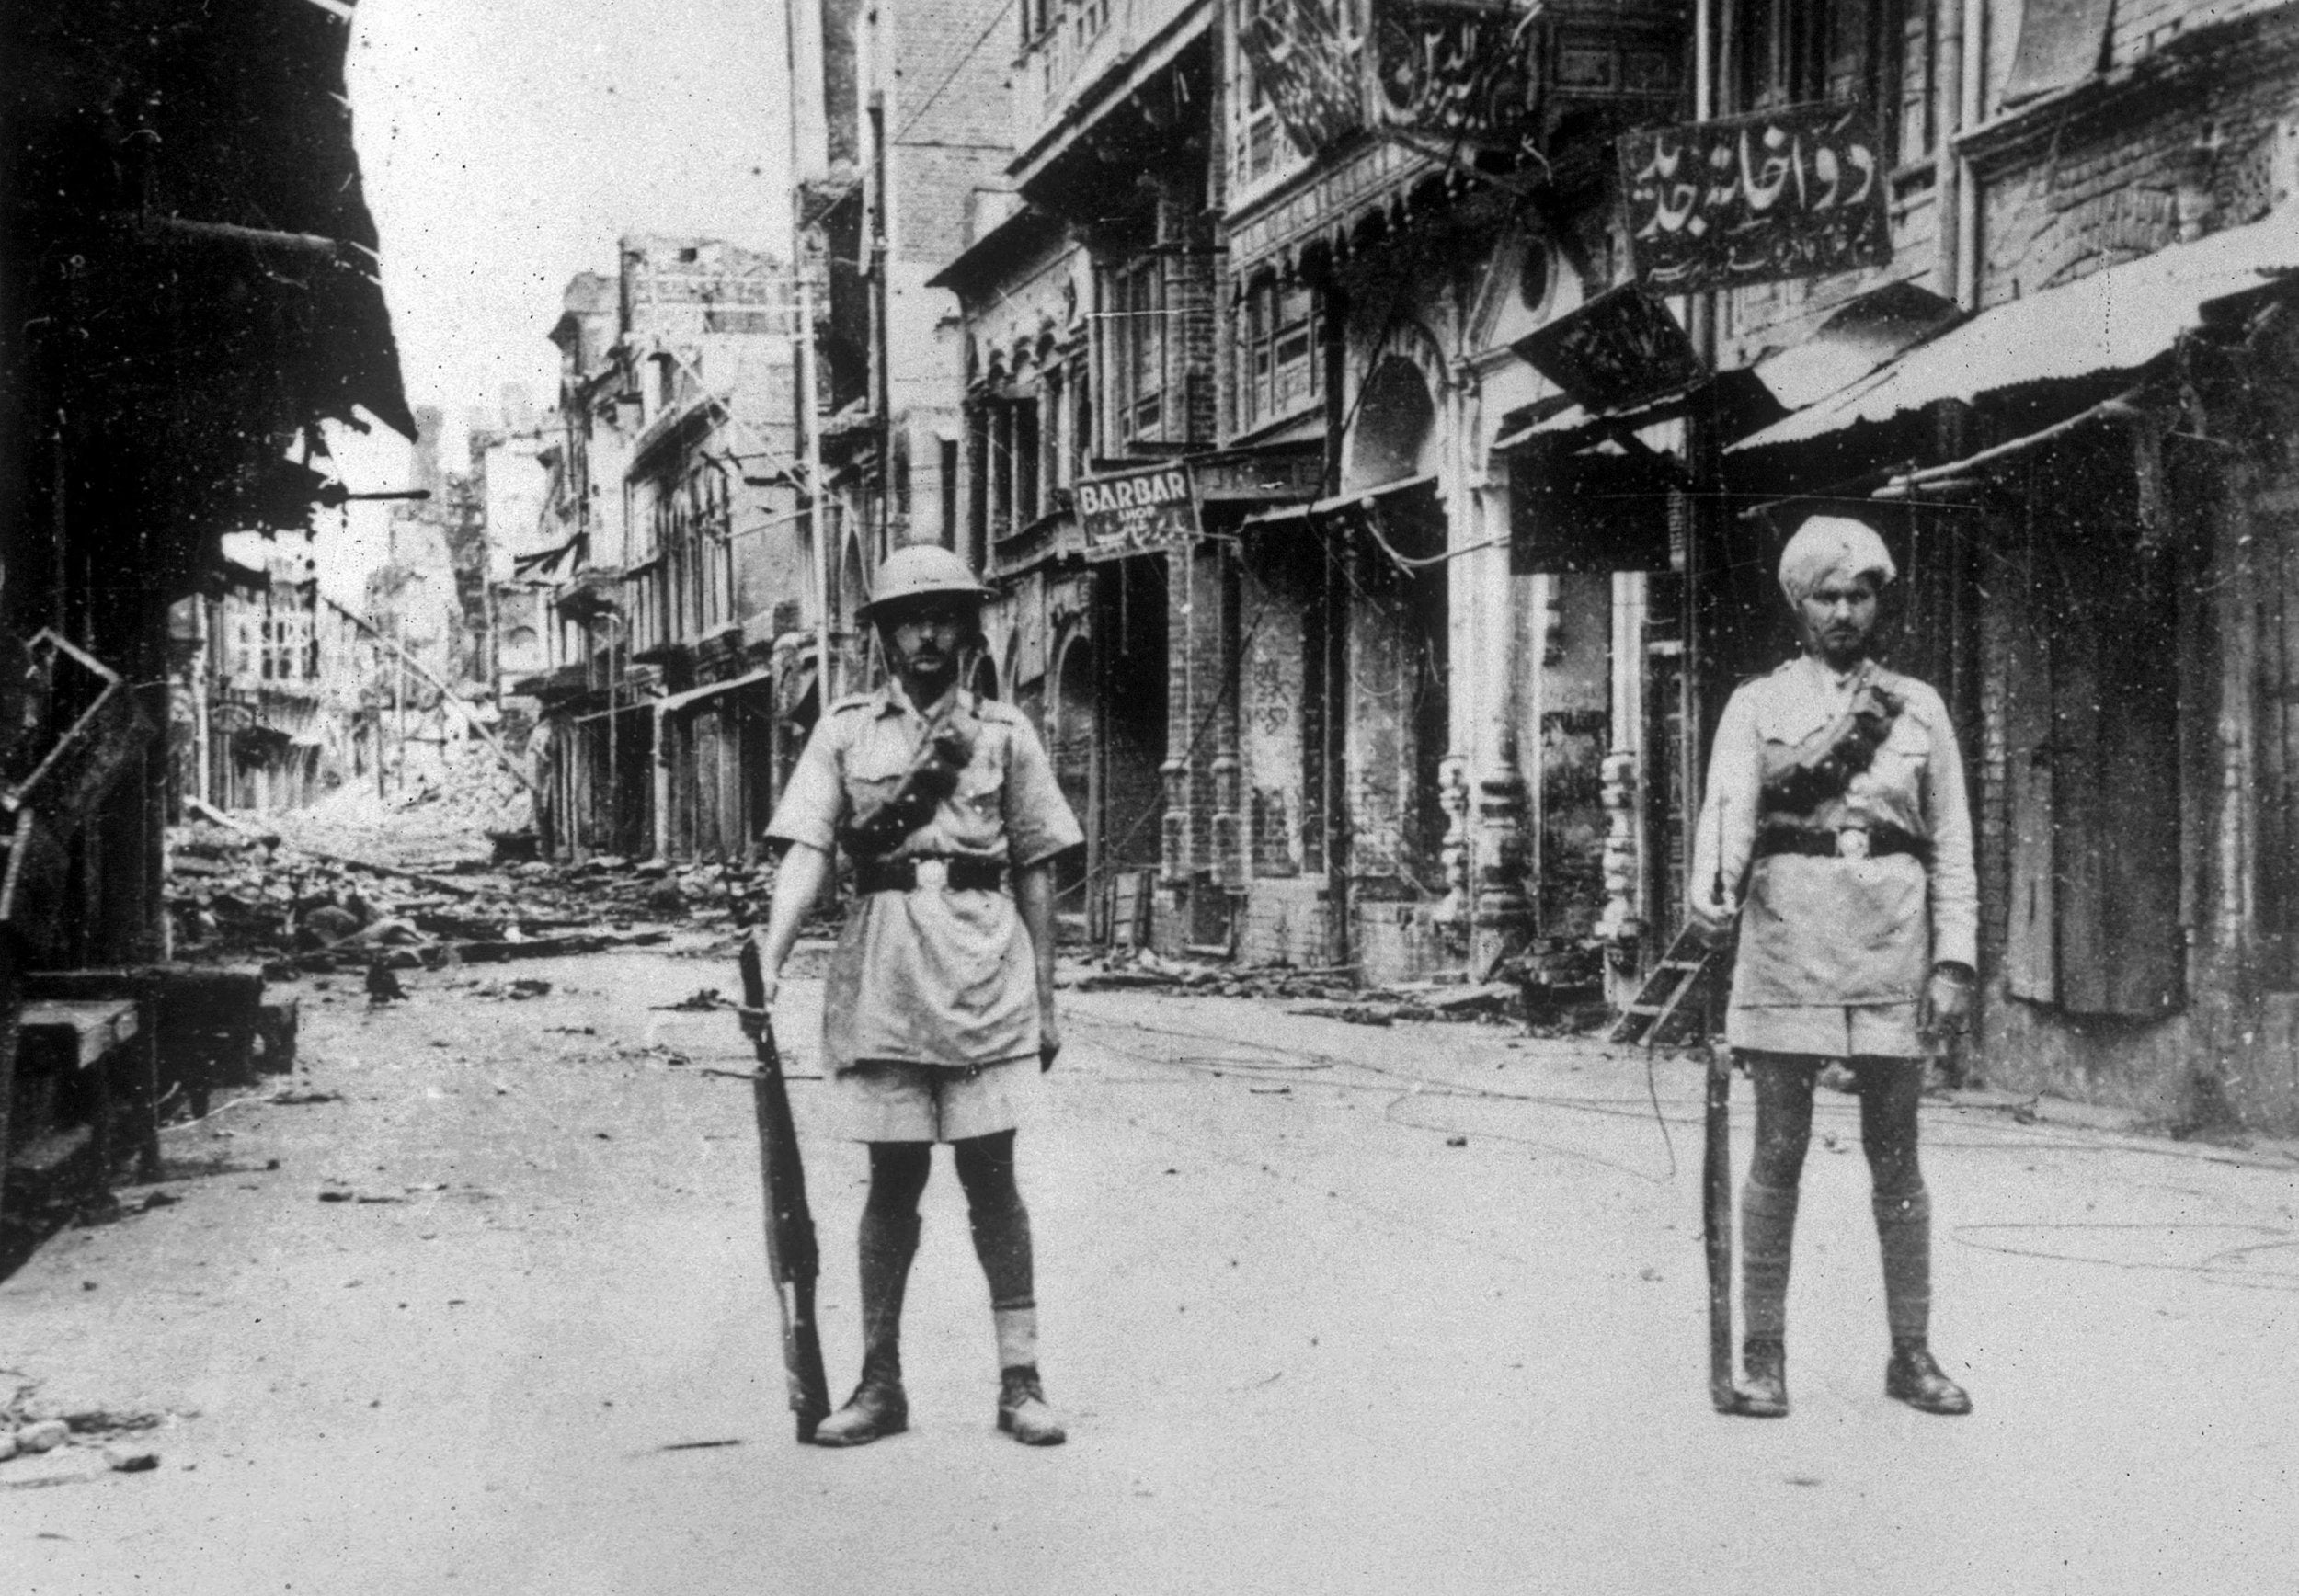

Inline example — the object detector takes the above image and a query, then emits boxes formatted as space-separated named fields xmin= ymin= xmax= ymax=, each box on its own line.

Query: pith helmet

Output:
xmin=854 ymin=543 xmax=995 ymax=623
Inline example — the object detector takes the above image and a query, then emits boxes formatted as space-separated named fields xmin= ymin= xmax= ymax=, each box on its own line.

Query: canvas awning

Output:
xmin=1734 ymin=209 xmax=2299 ymax=452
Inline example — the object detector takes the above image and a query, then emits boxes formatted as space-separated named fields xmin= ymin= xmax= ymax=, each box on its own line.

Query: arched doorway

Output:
xmin=1337 ymin=350 xmax=1450 ymax=924
xmin=838 ymin=530 xmax=871 ymax=685
xmin=1345 ymin=355 xmax=1436 ymax=491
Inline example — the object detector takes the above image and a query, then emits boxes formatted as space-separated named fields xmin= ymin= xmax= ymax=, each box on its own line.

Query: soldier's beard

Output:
xmin=1816 ymin=632 xmax=1869 ymax=669
xmin=892 ymin=646 xmax=956 ymax=701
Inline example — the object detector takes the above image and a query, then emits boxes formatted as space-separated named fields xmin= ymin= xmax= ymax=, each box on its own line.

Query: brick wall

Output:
xmin=1236 ymin=878 xmax=1333 ymax=965
xmin=898 ymin=143 xmax=1012 ymax=271
xmin=1162 ymin=543 xmax=1234 ymax=879
xmin=894 ymin=0 xmax=1011 ymax=151
xmin=1976 ymin=26 xmax=2299 ymax=308
xmin=1241 ymin=553 xmax=1308 ymax=876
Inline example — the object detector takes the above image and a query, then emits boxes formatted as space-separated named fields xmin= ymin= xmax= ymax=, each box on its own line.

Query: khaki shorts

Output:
xmin=1727 ymin=1001 xmax=1929 ymax=1058
xmin=829 ymin=1055 xmax=1039 ymax=1144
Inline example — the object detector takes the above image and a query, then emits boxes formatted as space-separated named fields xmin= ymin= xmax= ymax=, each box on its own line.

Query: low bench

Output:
xmin=6 ymin=998 xmax=158 ymax=1207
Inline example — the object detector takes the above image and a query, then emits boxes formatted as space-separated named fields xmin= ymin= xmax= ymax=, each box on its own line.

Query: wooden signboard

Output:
xmin=1239 ymin=0 xmax=1366 ymax=154
xmin=1077 ymin=462 xmax=1202 ymax=563
xmin=1619 ymin=102 xmax=1892 ymax=293
xmin=1512 ymin=282 xmax=1704 ymax=414
xmin=1368 ymin=0 xmax=1538 ymax=148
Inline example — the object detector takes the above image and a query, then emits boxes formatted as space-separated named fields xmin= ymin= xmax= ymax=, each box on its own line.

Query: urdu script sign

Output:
xmin=1618 ymin=102 xmax=1892 ymax=293
xmin=1076 ymin=462 xmax=1201 ymax=562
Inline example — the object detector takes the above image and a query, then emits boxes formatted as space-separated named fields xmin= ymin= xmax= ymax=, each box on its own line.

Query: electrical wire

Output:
xmin=892 ymin=0 xmax=1020 ymax=145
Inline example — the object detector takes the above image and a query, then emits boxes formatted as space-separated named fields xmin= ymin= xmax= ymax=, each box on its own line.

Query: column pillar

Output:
xmin=1469 ymin=426 xmax=1532 ymax=974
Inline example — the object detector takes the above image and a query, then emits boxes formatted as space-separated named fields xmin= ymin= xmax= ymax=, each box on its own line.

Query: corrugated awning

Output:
xmin=651 ymin=667 xmax=775 ymax=715
xmin=1735 ymin=210 xmax=2299 ymax=451
xmin=1493 ymin=279 xmax=1961 ymax=454
xmin=1240 ymin=471 xmax=1441 ymax=533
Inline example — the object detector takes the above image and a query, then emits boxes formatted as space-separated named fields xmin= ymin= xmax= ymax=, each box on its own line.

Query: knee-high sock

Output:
xmin=856 ymin=1205 xmax=921 ymax=1385
xmin=955 ymin=1133 xmax=1037 ymax=1371
xmin=1741 ymin=1180 xmax=1801 ymax=1344
xmin=1872 ymin=1187 xmax=1932 ymax=1343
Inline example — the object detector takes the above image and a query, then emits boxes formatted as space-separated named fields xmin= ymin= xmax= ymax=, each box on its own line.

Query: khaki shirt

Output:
xmin=765 ymin=681 xmax=1083 ymax=1073
xmin=1691 ymin=656 xmax=1977 ymax=1057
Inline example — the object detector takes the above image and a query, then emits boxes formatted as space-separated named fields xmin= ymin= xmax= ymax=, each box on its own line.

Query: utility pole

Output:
xmin=194 ymin=596 xmax=214 ymax=809
xmin=393 ymin=608 xmax=406 ymax=796
xmin=869 ymin=93 xmax=893 ymax=555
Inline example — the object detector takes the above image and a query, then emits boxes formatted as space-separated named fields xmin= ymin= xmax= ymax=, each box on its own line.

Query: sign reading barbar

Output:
xmin=1076 ymin=462 xmax=1200 ymax=562
xmin=1619 ymin=102 xmax=1891 ymax=294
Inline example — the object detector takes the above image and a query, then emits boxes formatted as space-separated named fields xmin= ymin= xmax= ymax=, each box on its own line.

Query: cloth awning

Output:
xmin=1735 ymin=209 xmax=2299 ymax=451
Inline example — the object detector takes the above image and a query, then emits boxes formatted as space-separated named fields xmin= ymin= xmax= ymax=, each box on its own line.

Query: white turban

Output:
xmin=1778 ymin=514 xmax=1896 ymax=604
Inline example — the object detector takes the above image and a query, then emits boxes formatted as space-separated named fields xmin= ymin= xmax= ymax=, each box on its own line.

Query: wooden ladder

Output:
xmin=1608 ymin=926 xmax=1732 ymax=1048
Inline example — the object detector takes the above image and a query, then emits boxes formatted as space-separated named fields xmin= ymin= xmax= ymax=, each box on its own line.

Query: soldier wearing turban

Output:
xmin=1690 ymin=513 xmax=1977 ymax=1419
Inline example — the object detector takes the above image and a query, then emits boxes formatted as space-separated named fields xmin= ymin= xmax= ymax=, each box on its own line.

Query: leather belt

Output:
xmin=853 ymin=855 xmax=1008 ymax=894
xmin=1755 ymin=821 xmax=1930 ymax=863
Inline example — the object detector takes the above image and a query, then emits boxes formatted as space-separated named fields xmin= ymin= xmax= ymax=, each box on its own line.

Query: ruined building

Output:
xmin=519 ymin=239 xmax=805 ymax=862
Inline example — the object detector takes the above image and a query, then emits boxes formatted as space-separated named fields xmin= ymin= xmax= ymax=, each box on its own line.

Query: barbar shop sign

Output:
xmin=1618 ymin=101 xmax=1891 ymax=293
xmin=1077 ymin=462 xmax=1202 ymax=562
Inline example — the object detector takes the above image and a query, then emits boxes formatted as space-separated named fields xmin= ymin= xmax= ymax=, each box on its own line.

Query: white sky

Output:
xmin=316 ymin=0 xmax=793 ymax=600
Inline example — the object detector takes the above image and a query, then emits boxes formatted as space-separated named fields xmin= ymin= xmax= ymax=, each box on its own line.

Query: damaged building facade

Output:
xmin=172 ymin=545 xmax=368 ymax=815
xmin=520 ymin=239 xmax=806 ymax=863
xmin=772 ymin=0 xmax=2299 ymax=1130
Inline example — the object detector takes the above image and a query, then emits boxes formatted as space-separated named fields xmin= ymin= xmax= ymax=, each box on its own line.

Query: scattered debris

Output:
xmin=17 ymin=1419 xmax=69 ymax=1454
xmin=166 ymin=772 xmax=790 ymax=971
xmin=365 ymin=961 xmax=407 ymax=1005
xmin=474 ymin=977 xmax=553 ymax=1000
xmin=1288 ymin=1003 xmax=1404 ymax=1027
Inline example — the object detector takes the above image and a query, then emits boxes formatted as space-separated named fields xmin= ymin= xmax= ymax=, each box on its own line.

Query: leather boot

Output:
xmin=1885 ymin=1340 xmax=1972 ymax=1415
xmin=813 ymin=1209 xmax=921 ymax=1447
xmin=996 ymin=1365 xmax=1067 ymax=1446
xmin=1735 ymin=1339 xmax=1789 ymax=1418
xmin=812 ymin=1379 xmax=909 ymax=1447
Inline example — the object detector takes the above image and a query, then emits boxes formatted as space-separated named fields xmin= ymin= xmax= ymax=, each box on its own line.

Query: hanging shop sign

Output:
xmin=1618 ymin=102 xmax=1892 ymax=293
xmin=1240 ymin=0 xmax=1367 ymax=154
xmin=1077 ymin=462 xmax=1202 ymax=562
xmin=1368 ymin=1 xmax=1538 ymax=148
xmin=1512 ymin=282 xmax=1704 ymax=414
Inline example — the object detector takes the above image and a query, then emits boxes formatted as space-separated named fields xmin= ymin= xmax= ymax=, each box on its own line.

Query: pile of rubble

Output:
xmin=1066 ymin=947 xmax=1527 ymax=1026
xmin=0 ymin=1374 xmax=164 ymax=1476
xmin=165 ymin=813 xmax=784 ymax=975
xmin=281 ymin=734 xmax=533 ymax=871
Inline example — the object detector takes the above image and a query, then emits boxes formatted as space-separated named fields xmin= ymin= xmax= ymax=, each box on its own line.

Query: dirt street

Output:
xmin=6 ymin=942 xmax=2296 ymax=1595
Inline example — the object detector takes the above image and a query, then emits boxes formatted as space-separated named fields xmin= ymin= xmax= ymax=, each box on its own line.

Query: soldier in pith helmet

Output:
xmin=1690 ymin=514 xmax=1978 ymax=1419
xmin=749 ymin=542 xmax=1083 ymax=1446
